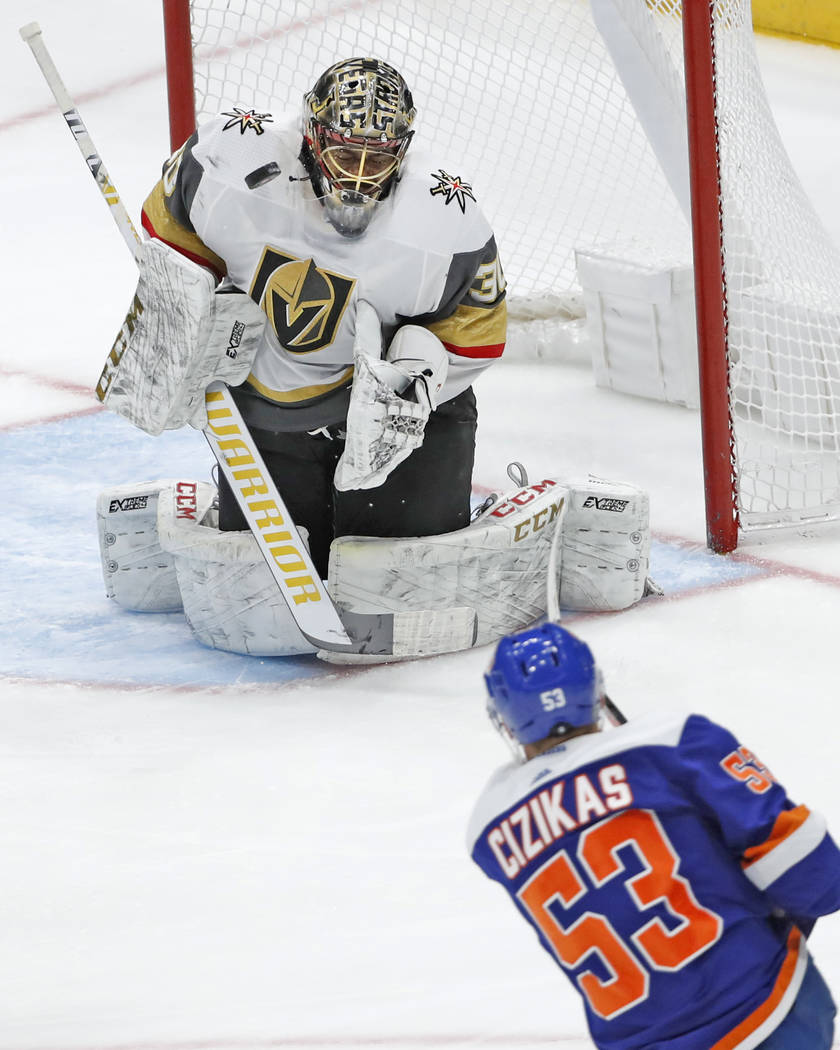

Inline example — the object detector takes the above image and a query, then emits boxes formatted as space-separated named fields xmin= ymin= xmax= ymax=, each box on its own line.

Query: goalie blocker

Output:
xmin=96 ymin=471 xmax=653 ymax=661
xmin=99 ymin=238 xmax=266 ymax=434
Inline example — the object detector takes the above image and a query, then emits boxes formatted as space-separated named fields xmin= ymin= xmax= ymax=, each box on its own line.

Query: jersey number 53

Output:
xmin=517 ymin=809 xmax=723 ymax=1019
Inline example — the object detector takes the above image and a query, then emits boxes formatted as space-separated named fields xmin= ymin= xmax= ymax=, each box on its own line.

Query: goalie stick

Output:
xmin=19 ymin=21 xmax=398 ymax=654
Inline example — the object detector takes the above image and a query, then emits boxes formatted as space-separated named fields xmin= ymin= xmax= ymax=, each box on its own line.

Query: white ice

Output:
xmin=2 ymin=3 xmax=840 ymax=1047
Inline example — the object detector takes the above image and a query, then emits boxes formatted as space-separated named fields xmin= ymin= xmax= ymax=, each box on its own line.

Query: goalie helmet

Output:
xmin=302 ymin=57 xmax=416 ymax=238
xmin=485 ymin=623 xmax=602 ymax=760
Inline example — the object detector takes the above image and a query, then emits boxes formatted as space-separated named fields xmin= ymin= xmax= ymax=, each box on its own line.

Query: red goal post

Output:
xmin=161 ymin=0 xmax=840 ymax=554
xmin=683 ymin=2 xmax=736 ymax=553
xmin=162 ymin=0 xmax=196 ymax=152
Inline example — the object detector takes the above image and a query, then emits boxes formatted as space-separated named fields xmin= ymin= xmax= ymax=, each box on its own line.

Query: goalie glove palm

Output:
xmin=334 ymin=351 xmax=431 ymax=491
xmin=334 ymin=314 xmax=449 ymax=491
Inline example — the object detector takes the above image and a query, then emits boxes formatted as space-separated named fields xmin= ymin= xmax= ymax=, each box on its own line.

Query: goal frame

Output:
xmin=682 ymin=1 xmax=738 ymax=553
xmin=160 ymin=0 xmax=741 ymax=553
xmin=163 ymin=0 xmax=197 ymax=153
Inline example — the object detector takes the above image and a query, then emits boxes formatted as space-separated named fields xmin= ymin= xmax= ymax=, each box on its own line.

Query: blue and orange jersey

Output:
xmin=467 ymin=712 xmax=840 ymax=1050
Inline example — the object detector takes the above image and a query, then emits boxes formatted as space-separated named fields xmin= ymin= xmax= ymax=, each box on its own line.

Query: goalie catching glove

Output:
xmin=101 ymin=238 xmax=266 ymax=434
xmin=334 ymin=302 xmax=449 ymax=491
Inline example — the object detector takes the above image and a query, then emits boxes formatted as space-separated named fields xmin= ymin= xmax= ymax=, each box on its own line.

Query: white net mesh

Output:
xmin=179 ymin=0 xmax=840 ymax=535
xmin=187 ymin=0 xmax=690 ymax=307
xmin=712 ymin=9 xmax=840 ymax=529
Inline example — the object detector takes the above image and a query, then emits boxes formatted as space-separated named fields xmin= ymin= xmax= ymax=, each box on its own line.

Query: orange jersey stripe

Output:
xmin=742 ymin=805 xmax=812 ymax=869
xmin=711 ymin=928 xmax=805 ymax=1050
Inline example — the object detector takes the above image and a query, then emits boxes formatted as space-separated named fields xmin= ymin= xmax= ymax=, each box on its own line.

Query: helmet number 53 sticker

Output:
xmin=540 ymin=688 xmax=568 ymax=712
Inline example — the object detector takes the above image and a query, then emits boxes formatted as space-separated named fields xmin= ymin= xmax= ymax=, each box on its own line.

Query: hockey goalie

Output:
xmin=96 ymin=56 xmax=655 ymax=661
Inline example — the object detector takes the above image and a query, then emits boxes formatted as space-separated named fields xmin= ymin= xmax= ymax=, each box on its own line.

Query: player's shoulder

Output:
xmin=552 ymin=709 xmax=698 ymax=773
xmin=672 ymin=711 xmax=743 ymax=766
xmin=391 ymin=148 xmax=495 ymax=252
xmin=189 ymin=108 xmax=301 ymax=185
xmin=466 ymin=711 xmax=698 ymax=853
xmin=570 ymin=710 xmax=739 ymax=769
xmin=467 ymin=759 xmax=524 ymax=852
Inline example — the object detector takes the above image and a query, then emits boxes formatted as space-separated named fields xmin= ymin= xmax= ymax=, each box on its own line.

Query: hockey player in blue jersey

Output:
xmin=468 ymin=623 xmax=840 ymax=1049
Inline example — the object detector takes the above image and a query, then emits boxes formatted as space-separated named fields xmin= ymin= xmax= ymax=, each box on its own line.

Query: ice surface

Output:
xmin=2 ymin=5 xmax=840 ymax=1047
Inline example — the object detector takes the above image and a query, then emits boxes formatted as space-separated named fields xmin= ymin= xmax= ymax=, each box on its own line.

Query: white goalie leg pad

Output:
xmin=102 ymin=239 xmax=266 ymax=435
xmin=557 ymin=476 xmax=651 ymax=611
xmin=156 ymin=489 xmax=317 ymax=657
xmin=334 ymin=305 xmax=449 ymax=492
xmin=97 ymin=480 xmax=215 ymax=612
xmin=319 ymin=477 xmax=567 ymax=663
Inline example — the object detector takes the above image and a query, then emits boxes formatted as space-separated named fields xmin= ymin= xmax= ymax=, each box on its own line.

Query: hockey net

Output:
xmin=163 ymin=0 xmax=840 ymax=550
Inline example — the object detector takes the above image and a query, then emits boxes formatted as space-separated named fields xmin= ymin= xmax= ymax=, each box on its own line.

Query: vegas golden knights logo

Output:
xmin=250 ymin=248 xmax=355 ymax=353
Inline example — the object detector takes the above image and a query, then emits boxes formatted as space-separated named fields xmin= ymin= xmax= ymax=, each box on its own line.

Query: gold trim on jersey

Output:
xmin=142 ymin=181 xmax=227 ymax=276
xmin=428 ymin=300 xmax=507 ymax=352
xmin=246 ymin=365 xmax=354 ymax=404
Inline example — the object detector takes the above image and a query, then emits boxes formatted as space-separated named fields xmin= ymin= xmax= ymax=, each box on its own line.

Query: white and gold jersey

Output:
xmin=141 ymin=110 xmax=506 ymax=431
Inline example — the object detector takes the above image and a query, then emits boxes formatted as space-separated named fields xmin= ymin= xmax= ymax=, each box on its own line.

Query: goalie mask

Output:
xmin=485 ymin=624 xmax=603 ymax=761
xmin=302 ymin=57 xmax=416 ymax=238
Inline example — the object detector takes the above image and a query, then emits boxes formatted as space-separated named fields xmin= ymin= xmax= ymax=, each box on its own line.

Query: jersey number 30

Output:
xmin=517 ymin=809 xmax=723 ymax=1019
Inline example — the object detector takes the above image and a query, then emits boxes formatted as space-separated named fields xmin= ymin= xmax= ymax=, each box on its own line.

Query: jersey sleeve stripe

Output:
xmin=141 ymin=184 xmax=227 ymax=281
xmin=710 ymin=928 xmax=806 ymax=1050
xmin=742 ymin=807 xmax=828 ymax=890
xmin=441 ymin=340 xmax=505 ymax=359
xmin=428 ymin=301 xmax=507 ymax=360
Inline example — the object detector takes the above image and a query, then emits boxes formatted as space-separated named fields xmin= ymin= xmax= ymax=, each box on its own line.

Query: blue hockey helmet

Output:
xmin=485 ymin=623 xmax=602 ymax=755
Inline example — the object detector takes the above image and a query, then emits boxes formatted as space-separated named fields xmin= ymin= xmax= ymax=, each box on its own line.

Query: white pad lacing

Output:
xmin=103 ymin=239 xmax=266 ymax=434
